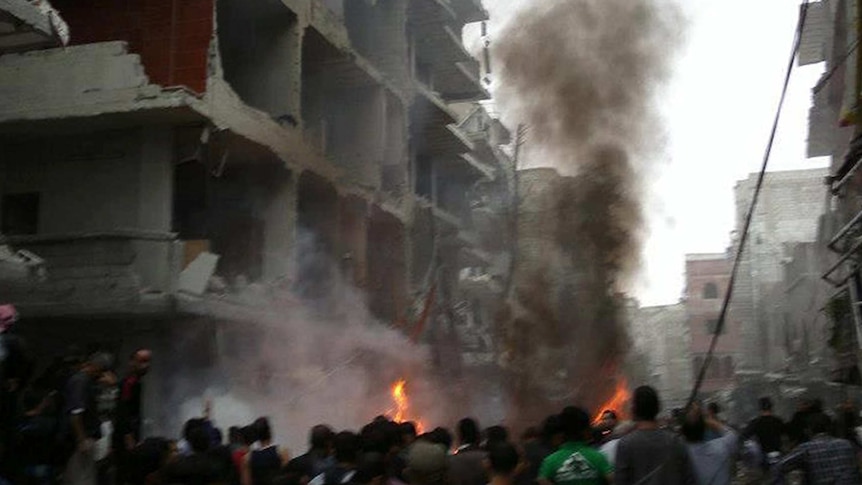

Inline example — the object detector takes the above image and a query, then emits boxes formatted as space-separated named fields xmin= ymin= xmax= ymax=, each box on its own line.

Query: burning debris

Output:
xmin=388 ymin=379 xmax=425 ymax=433
xmin=494 ymin=0 xmax=683 ymax=422
xmin=592 ymin=379 xmax=631 ymax=424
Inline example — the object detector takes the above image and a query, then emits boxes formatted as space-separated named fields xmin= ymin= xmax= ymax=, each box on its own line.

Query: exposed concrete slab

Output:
xmin=0 ymin=0 xmax=66 ymax=53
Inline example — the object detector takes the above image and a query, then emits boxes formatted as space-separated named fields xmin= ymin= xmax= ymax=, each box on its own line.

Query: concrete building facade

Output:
xmin=732 ymin=168 xmax=829 ymax=373
xmin=629 ymin=303 xmax=691 ymax=409
xmin=0 ymin=0 xmax=512 ymax=434
xmin=685 ymin=253 xmax=737 ymax=395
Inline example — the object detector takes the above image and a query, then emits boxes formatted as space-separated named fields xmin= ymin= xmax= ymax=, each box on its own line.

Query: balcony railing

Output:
xmin=0 ymin=230 xmax=181 ymax=317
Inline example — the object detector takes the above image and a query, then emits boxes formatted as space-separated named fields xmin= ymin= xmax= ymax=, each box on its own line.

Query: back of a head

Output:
xmin=229 ymin=426 xmax=242 ymax=445
xmin=559 ymin=407 xmax=590 ymax=442
xmin=407 ymin=441 xmax=448 ymax=485
xmin=355 ymin=452 xmax=386 ymax=484
xmin=88 ymin=351 xmax=114 ymax=373
xmin=458 ymin=418 xmax=480 ymax=446
xmin=681 ymin=409 xmax=706 ymax=443
xmin=311 ymin=424 xmax=335 ymax=451
xmin=485 ymin=425 xmax=509 ymax=447
xmin=488 ymin=443 xmax=520 ymax=476
xmin=759 ymin=397 xmax=773 ymax=412
xmin=807 ymin=412 xmax=833 ymax=436
xmin=187 ymin=424 xmax=212 ymax=453
xmin=241 ymin=425 xmax=258 ymax=447
xmin=632 ymin=386 xmax=660 ymax=422
xmin=334 ymin=431 xmax=360 ymax=464
xmin=254 ymin=417 xmax=273 ymax=443
xmin=184 ymin=418 xmax=206 ymax=442
xmin=541 ymin=414 xmax=563 ymax=443
xmin=399 ymin=422 xmax=418 ymax=442
xmin=429 ymin=427 xmax=453 ymax=451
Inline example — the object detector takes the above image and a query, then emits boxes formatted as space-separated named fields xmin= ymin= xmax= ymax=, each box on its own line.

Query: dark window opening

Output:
xmin=2 ymin=192 xmax=40 ymax=235
xmin=706 ymin=319 xmax=725 ymax=335
xmin=416 ymin=157 xmax=433 ymax=200
xmin=703 ymin=282 xmax=718 ymax=299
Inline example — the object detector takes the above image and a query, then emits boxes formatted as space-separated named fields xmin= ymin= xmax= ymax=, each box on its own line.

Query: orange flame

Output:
xmin=389 ymin=379 xmax=424 ymax=433
xmin=592 ymin=379 xmax=630 ymax=425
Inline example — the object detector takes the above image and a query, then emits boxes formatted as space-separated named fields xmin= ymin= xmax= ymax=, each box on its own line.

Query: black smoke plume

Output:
xmin=494 ymin=0 xmax=684 ymax=421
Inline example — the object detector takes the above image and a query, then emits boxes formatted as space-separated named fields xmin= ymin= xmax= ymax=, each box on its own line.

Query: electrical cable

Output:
xmin=686 ymin=0 xmax=812 ymax=409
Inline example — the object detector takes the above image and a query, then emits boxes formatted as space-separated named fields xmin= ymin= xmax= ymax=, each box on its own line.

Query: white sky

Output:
xmin=479 ymin=0 xmax=828 ymax=305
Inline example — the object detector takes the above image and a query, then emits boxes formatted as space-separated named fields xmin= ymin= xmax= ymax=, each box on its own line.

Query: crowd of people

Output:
xmin=3 ymin=303 xmax=862 ymax=485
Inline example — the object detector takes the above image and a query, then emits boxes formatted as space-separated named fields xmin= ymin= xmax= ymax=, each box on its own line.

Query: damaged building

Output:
xmin=0 ymin=0 xmax=514 ymax=433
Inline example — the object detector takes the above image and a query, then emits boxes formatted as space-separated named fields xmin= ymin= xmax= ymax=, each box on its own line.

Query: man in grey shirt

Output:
xmin=682 ymin=404 xmax=738 ymax=485
xmin=615 ymin=386 xmax=696 ymax=485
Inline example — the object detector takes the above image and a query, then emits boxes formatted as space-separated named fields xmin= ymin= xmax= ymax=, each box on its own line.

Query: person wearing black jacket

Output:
xmin=113 ymin=349 xmax=152 ymax=484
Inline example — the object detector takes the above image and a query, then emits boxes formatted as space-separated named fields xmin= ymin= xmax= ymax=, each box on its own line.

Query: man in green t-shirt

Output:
xmin=538 ymin=407 xmax=613 ymax=485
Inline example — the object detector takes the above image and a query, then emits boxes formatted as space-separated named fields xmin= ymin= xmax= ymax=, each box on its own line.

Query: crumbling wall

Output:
xmin=216 ymin=0 xmax=301 ymax=122
xmin=51 ymin=0 xmax=215 ymax=93
xmin=344 ymin=0 xmax=410 ymax=91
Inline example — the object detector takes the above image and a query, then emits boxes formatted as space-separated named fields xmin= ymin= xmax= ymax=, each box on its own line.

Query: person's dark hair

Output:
xmin=354 ymin=452 xmax=386 ymax=484
xmin=485 ymin=426 xmax=509 ymax=447
xmin=254 ymin=417 xmax=273 ymax=443
xmin=183 ymin=418 xmax=206 ymax=442
xmin=759 ymin=397 xmax=773 ymax=412
xmin=241 ymin=425 xmax=258 ymax=446
xmin=488 ymin=443 xmax=520 ymax=475
xmin=560 ymin=407 xmax=590 ymax=441
xmin=229 ymin=426 xmax=242 ymax=445
xmin=187 ymin=423 xmax=211 ymax=453
xmin=458 ymin=418 xmax=480 ymax=445
xmin=429 ymin=427 xmax=453 ymax=450
xmin=812 ymin=399 xmax=824 ymax=413
xmin=310 ymin=424 xmax=335 ymax=451
xmin=807 ymin=412 xmax=833 ymax=436
xmin=334 ymin=431 xmax=361 ymax=464
xmin=681 ymin=409 xmax=706 ymax=443
xmin=707 ymin=402 xmax=720 ymax=415
xmin=541 ymin=414 xmax=563 ymax=443
xmin=399 ymin=422 xmax=418 ymax=440
xmin=632 ymin=386 xmax=660 ymax=421
xmin=360 ymin=421 xmax=390 ymax=454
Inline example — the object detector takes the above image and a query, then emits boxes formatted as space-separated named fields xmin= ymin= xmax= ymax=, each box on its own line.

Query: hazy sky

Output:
xmin=478 ymin=0 xmax=827 ymax=305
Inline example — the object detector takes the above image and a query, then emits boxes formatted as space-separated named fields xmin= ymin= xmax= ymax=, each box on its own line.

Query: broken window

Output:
xmin=2 ymin=192 xmax=40 ymax=235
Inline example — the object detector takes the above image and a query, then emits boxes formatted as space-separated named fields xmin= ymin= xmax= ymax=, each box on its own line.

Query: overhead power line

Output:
xmin=686 ymin=0 xmax=812 ymax=408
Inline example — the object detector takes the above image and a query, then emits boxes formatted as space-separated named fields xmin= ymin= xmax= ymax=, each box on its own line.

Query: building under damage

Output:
xmin=0 ymin=0 xmax=515 ymax=431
